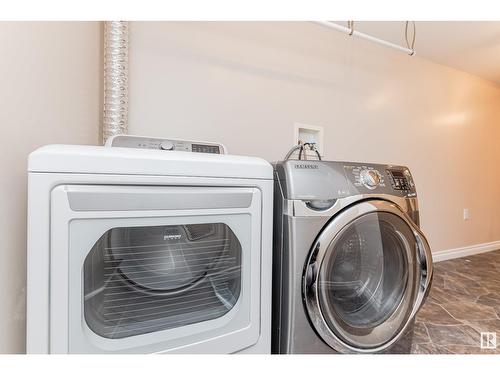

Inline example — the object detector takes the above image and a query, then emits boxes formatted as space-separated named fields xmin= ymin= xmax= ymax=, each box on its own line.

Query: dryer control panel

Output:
xmin=105 ymin=135 xmax=226 ymax=154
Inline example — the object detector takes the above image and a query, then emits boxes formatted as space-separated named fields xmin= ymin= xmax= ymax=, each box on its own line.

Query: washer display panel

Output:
xmin=304 ymin=202 xmax=420 ymax=352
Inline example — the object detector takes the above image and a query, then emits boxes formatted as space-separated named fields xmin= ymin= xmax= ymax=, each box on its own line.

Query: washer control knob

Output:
xmin=360 ymin=169 xmax=381 ymax=189
xmin=160 ymin=141 xmax=175 ymax=151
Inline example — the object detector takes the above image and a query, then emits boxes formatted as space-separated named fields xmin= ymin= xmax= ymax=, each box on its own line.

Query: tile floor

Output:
xmin=411 ymin=249 xmax=500 ymax=354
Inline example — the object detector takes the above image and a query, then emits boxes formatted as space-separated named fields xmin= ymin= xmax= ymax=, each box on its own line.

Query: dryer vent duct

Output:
xmin=102 ymin=21 xmax=129 ymax=144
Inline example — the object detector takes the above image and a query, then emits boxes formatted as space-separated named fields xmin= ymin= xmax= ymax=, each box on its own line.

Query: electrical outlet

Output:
xmin=463 ymin=208 xmax=470 ymax=221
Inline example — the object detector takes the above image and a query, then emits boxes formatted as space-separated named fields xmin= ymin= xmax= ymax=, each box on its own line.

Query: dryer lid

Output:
xmin=28 ymin=145 xmax=273 ymax=180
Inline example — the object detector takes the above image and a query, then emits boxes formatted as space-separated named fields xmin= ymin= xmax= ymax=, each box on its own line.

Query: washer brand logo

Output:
xmin=295 ymin=164 xmax=319 ymax=169
xmin=481 ymin=332 xmax=497 ymax=349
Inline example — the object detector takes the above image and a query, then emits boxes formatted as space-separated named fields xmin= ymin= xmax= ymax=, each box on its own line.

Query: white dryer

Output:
xmin=27 ymin=140 xmax=273 ymax=353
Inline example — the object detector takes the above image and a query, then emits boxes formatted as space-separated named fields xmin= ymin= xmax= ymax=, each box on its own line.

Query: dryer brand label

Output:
xmin=163 ymin=228 xmax=183 ymax=241
xmin=163 ymin=234 xmax=182 ymax=241
xmin=294 ymin=164 xmax=318 ymax=169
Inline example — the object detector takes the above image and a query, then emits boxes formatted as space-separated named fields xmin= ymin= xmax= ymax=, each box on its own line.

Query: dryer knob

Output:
xmin=360 ymin=169 xmax=381 ymax=189
xmin=160 ymin=141 xmax=175 ymax=151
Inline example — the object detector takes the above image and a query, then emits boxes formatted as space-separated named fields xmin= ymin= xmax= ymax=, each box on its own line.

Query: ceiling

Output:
xmin=336 ymin=21 xmax=500 ymax=85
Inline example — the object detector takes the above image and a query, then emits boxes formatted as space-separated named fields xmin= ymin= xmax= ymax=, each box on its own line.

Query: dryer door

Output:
xmin=49 ymin=184 xmax=264 ymax=353
xmin=303 ymin=200 xmax=432 ymax=353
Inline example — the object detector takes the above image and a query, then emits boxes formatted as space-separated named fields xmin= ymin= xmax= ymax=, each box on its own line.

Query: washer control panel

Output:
xmin=360 ymin=169 xmax=383 ymax=189
xmin=106 ymin=135 xmax=226 ymax=154
xmin=347 ymin=165 xmax=386 ymax=190
xmin=386 ymin=168 xmax=415 ymax=196
xmin=344 ymin=163 xmax=416 ymax=197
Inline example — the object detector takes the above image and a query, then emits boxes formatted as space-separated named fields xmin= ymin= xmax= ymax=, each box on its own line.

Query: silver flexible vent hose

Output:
xmin=102 ymin=21 xmax=129 ymax=144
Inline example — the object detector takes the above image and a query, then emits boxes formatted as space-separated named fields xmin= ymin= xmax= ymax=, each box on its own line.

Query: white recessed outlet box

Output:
xmin=463 ymin=208 xmax=470 ymax=220
xmin=293 ymin=123 xmax=324 ymax=158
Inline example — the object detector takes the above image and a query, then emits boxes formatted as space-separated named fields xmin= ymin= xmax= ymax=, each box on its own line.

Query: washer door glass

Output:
xmin=318 ymin=211 xmax=418 ymax=349
xmin=83 ymin=223 xmax=241 ymax=339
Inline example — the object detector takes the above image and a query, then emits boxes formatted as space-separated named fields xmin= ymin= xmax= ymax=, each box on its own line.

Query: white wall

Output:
xmin=0 ymin=22 xmax=101 ymax=353
xmin=128 ymin=21 xmax=500 ymax=254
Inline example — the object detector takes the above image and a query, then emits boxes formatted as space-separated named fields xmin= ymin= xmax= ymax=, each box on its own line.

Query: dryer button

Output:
xmin=160 ymin=141 xmax=175 ymax=151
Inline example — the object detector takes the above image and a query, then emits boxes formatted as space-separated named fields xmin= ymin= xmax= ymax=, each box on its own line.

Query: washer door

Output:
xmin=303 ymin=200 xmax=432 ymax=353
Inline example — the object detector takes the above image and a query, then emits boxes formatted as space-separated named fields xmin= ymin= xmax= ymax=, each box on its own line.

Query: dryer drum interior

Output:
xmin=83 ymin=223 xmax=242 ymax=339
xmin=315 ymin=212 xmax=418 ymax=350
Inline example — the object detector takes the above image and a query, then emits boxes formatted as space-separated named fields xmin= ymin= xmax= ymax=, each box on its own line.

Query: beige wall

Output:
xmin=0 ymin=22 xmax=101 ymax=353
xmin=128 ymin=21 xmax=500 ymax=254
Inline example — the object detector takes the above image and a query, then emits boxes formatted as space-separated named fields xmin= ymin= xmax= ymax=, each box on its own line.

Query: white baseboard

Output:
xmin=432 ymin=240 xmax=500 ymax=262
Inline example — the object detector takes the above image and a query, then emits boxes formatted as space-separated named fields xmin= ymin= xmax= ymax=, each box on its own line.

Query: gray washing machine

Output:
xmin=272 ymin=160 xmax=433 ymax=354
